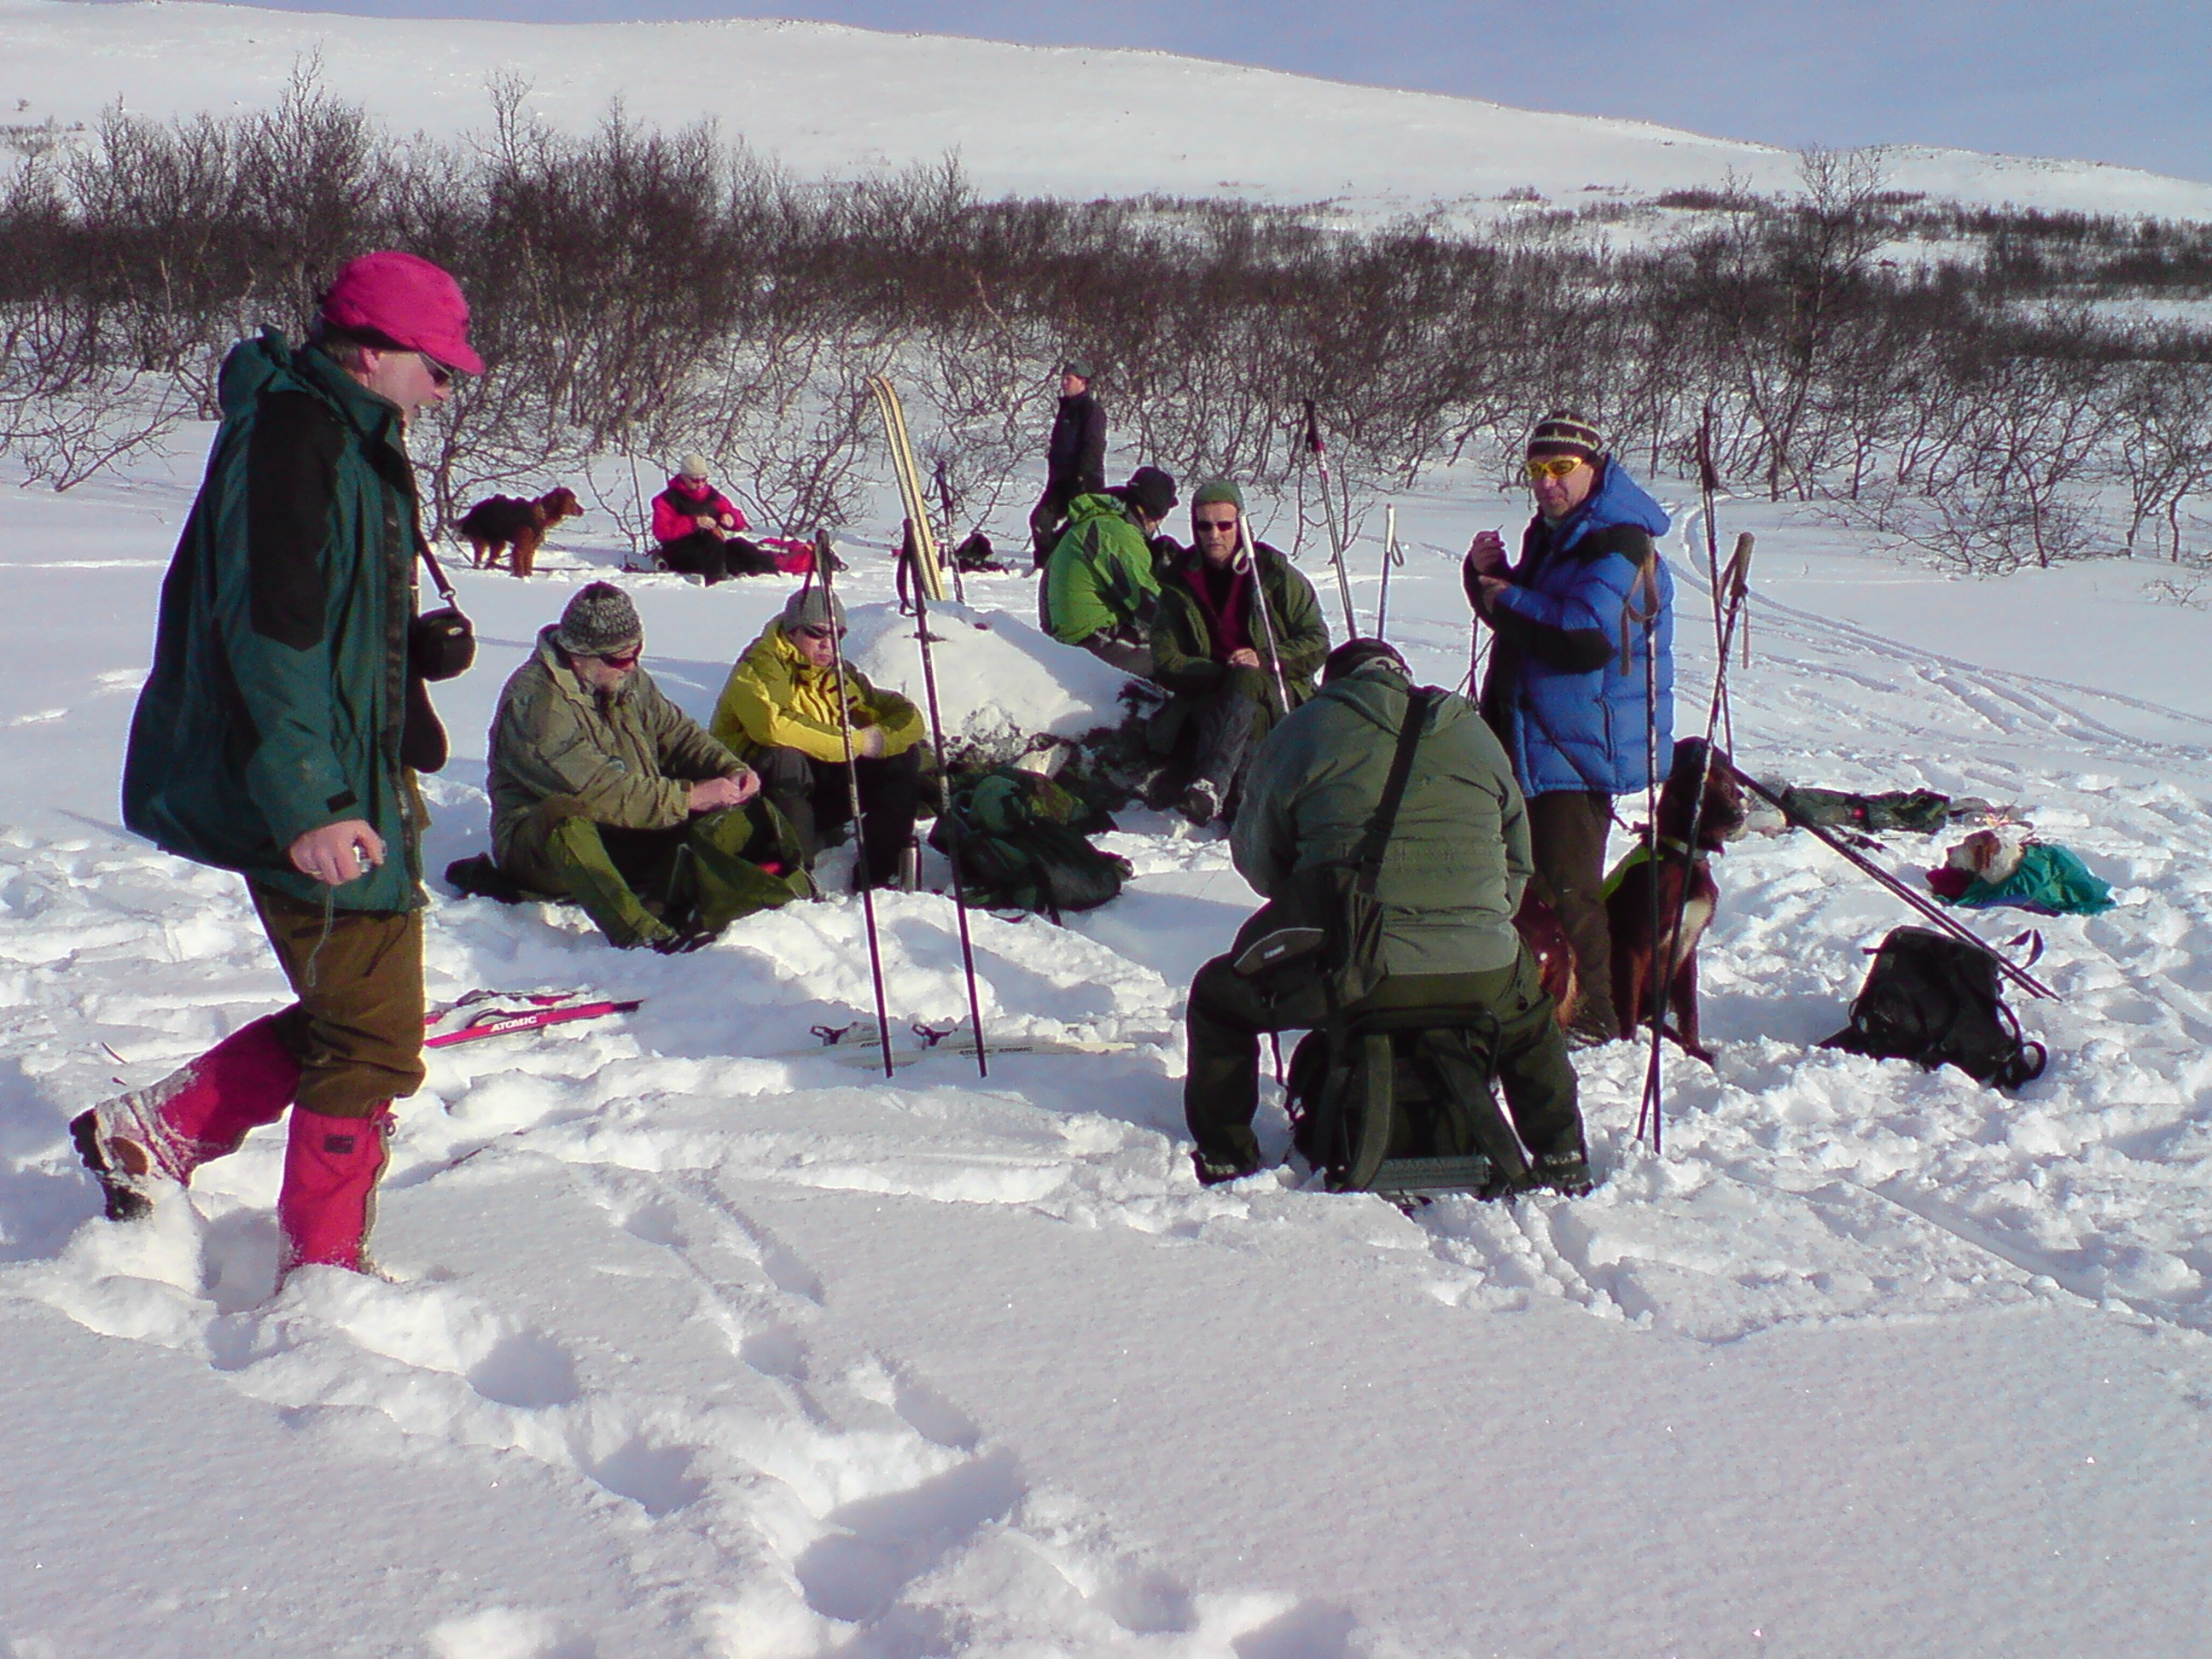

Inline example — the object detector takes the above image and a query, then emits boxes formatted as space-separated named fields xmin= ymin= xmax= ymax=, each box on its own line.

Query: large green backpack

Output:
xmin=928 ymin=766 xmax=1132 ymax=919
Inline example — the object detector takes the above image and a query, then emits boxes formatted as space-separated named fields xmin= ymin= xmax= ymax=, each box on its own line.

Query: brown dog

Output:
xmin=1604 ymin=738 xmax=1746 ymax=1062
xmin=457 ymin=487 xmax=583 ymax=578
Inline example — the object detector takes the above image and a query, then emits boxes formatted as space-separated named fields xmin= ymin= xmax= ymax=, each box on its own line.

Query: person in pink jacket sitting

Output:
xmin=651 ymin=452 xmax=777 ymax=582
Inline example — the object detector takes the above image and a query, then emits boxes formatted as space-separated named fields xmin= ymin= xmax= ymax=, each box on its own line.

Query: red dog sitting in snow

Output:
xmin=457 ymin=487 xmax=584 ymax=579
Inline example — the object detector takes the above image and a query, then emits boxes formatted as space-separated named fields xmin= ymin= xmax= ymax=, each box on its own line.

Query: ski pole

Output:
xmin=1302 ymin=399 xmax=1359 ymax=641
xmin=1697 ymin=406 xmax=1735 ymax=754
xmin=901 ymin=535 xmax=990 ymax=1079
xmin=1633 ymin=544 xmax=1665 ymax=1153
xmin=1237 ymin=517 xmax=1294 ymax=718
xmin=815 ymin=529 xmax=898 ymax=1079
xmin=933 ymin=456 xmax=969 ymax=607
xmin=1377 ymin=503 xmax=1402 ymax=641
xmin=1731 ymin=768 xmax=2058 ymax=1001
xmin=1636 ymin=534 xmax=1755 ymax=1145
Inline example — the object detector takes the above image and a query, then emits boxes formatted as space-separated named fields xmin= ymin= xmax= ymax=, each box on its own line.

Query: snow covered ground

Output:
xmin=7 ymin=420 xmax=2212 ymax=1656
xmin=5 ymin=0 xmax=2211 ymax=221
xmin=7 ymin=7 xmax=2212 ymax=1655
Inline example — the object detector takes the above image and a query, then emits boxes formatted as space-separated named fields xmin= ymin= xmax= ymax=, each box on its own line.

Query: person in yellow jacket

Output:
xmin=712 ymin=586 xmax=927 ymax=888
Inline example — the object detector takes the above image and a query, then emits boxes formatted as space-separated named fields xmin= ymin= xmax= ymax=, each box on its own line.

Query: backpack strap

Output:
xmin=1353 ymin=687 xmax=1435 ymax=897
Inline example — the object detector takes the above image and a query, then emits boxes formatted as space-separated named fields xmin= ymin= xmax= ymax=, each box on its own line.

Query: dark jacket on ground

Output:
xmin=123 ymin=329 xmax=427 ymax=913
xmin=1045 ymin=391 xmax=1107 ymax=502
xmin=1234 ymin=667 xmax=1531 ymax=975
xmin=488 ymin=627 xmax=744 ymax=866
xmin=1477 ymin=457 xmax=1674 ymax=797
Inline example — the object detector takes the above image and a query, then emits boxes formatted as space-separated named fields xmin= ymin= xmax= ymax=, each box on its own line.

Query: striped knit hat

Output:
xmin=1526 ymin=411 xmax=1604 ymax=463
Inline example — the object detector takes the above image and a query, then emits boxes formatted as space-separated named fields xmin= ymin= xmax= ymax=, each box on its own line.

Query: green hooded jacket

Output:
xmin=1231 ymin=667 xmax=1532 ymax=975
xmin=1150 ymin=539 xmax=1329 ymax=713
xmin=1045 ymin=492 xmax=1161 ymax=644
xmin=122 ymin=330 xmax=428 ymax=912
xmin=488 ymin=626 xmax=746 ymax=866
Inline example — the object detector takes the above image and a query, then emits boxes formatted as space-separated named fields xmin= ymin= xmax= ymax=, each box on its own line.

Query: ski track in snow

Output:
xmin=9 ymin=485 xmax=2212 ymax=1651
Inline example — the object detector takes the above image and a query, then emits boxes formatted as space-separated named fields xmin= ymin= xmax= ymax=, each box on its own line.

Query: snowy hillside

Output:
xmin=8 ymin=417 xmax=2212 ymax=1653
xmin=4 ymin=0 xmax=2212 ymax=220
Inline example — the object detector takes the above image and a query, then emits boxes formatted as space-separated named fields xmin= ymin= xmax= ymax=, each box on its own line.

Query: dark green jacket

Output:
xmin=1232 ymin=667 xmax=1531 ymax=975
xmin=123 ymin=331 xmax=427 ymax=912
xmin=1150 ymin=540 xmax=1329 ymax=715
xmin=488 ymin=627 xmax=745 ymax=866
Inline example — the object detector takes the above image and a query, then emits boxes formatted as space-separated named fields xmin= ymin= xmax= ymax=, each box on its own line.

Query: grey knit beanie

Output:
xmin=678 ymin=452 xmax=711 ymax=480
xmin=555 ymin=582 xmax=643 ymax=656
xmin=781 ymin=585 xmax=847 ymax=633
xmin=1190 ymin=478 xmax=1244 ymax=514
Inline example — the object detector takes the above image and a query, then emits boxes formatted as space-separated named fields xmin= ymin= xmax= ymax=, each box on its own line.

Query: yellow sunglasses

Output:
xmin=1524 ymin=455 xmax=1586 ymax=483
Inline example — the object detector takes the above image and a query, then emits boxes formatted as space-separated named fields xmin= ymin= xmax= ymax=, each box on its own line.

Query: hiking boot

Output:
xmin=1563 ymin=1001 xmax=1621 ymax=1051
xmin=1180 ymin=779 xmax=1222 ymax=827
xmin=649 ymin=926 xmax=719 ymax=955
xmin=1530 ymin=1150 xmax=1596 ymax=1197
xmin=70 ymin=1108 xmax=159 ymax=1222
xmin=1192 ymin=1149 xmax=1260 ymax=1187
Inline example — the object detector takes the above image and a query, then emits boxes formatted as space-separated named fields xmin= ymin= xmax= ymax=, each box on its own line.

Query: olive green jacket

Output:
xmin=1150 ymin=540 xmax=1329 ymax=713
xmin=1232 ymin=667 xmax=1531 ymax=975
xmin=488 ymin=627 xmax=743 ymax=865
xmin=123 ymin=331 xmax=428 ymax=911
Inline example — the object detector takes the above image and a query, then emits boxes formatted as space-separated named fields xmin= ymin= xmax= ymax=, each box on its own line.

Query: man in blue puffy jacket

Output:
xmin=1465 ymin=412 xmax=1674 ymax=1047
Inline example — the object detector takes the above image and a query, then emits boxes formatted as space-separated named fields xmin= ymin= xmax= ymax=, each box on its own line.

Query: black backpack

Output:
xmin=1821 ymin=926 xmax=2047 ymax=1090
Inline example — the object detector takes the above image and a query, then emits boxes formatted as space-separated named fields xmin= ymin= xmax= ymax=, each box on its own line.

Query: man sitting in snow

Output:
xmin=1149 ymin=479 xmax=1330 ymax=826
xmin=487 ymin=583 xmax=810 ymax=952
xmin=1041 ymin=464 xmax=1179 ymax=679
xmin=1182 ymin=640 xmax=1591 ymax=1194
xmin=711 ymin=586 xmax=928 ymax=892
xmin=651 ymin=452 xmax=778 ymax=583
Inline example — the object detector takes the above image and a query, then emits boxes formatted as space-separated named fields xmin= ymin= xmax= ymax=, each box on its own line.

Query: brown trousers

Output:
xmin=249 ymin=882 xmax=425 ymax=1119
xmin=1525 ymin=790 xmax=1617 ymax=1029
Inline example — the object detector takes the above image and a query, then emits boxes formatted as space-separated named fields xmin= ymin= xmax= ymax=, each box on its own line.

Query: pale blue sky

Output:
xmin=80 ymin=1 xmax=2212 ymax=182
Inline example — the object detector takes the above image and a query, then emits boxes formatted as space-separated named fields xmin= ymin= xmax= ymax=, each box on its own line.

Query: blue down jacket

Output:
xmin=1481 ymin=458 xmax=1674 ymax=797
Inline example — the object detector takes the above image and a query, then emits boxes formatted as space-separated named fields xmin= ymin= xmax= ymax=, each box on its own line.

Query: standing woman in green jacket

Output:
xmin=78 ymin=253 xmax=480 ymax=1275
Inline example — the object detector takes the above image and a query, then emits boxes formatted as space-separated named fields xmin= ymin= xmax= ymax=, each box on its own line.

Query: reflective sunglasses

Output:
xmin=1193 ymin=515 xmax=1240 ymax=533
xmin=593 ymin=646 xmax=643 ymax=669
xmin=1525 ymin=455 xmax=1586 ymax=483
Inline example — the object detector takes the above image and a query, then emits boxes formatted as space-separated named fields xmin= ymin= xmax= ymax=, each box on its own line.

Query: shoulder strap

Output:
xmin=1354 ymin=687 xmax=1435 ymax=893
xmin=417 ymin=537 xmax=459 ymax=607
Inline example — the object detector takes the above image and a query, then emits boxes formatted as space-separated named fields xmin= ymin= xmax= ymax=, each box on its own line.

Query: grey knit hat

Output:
xmin=782 ymin=585 xmax=847 ymax=633
xmin=678 ymin=452 xmax=712 ymax=480
xmin=555 ymin=582 xmax=643 ymax=657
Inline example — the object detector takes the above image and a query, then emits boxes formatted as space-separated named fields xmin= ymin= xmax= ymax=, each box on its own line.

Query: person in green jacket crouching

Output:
xmin=1042 ymin=464 xmax=1178 ymax=678
xmin=1183 ymin=639 xmax=1591 ymax=1194
xmin=1149 ymin=479 xmax=1330 ymax=827
xmin=487 ymin=583 xmax=810 ymax=952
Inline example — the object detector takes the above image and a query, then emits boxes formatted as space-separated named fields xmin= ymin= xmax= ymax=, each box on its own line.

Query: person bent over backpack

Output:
xmin=1182 ymin=640 xmax=1591 ymax=1194
xmin=488 ymin=583 xmax=808 ymax=952
xmin=711 ymin=586 xmax=927 ymax=891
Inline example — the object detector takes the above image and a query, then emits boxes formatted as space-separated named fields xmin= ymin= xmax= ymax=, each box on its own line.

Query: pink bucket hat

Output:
xmin=318 ymin=251 xmax=483 ymax=376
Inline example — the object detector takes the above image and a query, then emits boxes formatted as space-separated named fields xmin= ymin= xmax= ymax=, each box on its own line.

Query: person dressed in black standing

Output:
xmin=1029 ymin=358 xmax=1107 ymax=566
